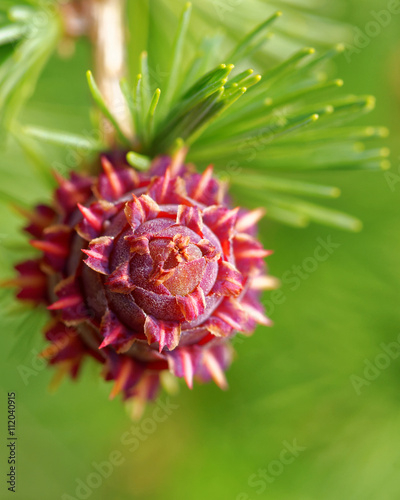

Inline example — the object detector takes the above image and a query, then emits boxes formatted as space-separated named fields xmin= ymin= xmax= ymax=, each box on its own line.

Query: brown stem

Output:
xmin=88 ymin=0 xmax=133 ymax=146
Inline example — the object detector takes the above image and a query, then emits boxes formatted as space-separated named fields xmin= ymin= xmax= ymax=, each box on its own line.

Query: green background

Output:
xmin=1 ymin=1 xmax=400 ymax=499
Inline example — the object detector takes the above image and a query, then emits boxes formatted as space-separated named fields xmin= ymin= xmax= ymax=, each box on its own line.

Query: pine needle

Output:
xmin=23 ymin=125 xmax=104 ymax=151
xmin=227 ymin=11 xmax=282 ymax=63
xmin=86 ymin=70 xmax=131 ymax=146
xmin=126 ymin=151 xmax=151 ymax=171
xmin=162 ymin=2 xmax=192 ymax=111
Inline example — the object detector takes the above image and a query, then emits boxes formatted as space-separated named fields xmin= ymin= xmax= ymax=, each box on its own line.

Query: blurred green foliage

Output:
xmin=0 ymin=1 xmax=400 ymax=499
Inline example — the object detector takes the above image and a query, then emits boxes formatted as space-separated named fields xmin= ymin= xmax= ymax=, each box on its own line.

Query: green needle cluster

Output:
xmin=0 ymin=1 xmax=390 ymax=231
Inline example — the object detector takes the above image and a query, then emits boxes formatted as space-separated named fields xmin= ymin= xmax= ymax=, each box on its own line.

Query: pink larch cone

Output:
xmin=10 ymin=153 xmax=272 ymax=407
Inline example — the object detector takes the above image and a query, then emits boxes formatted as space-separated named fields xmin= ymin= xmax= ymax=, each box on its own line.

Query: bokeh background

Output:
xmin=1 ymin=0 xmax=400 ymax=499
